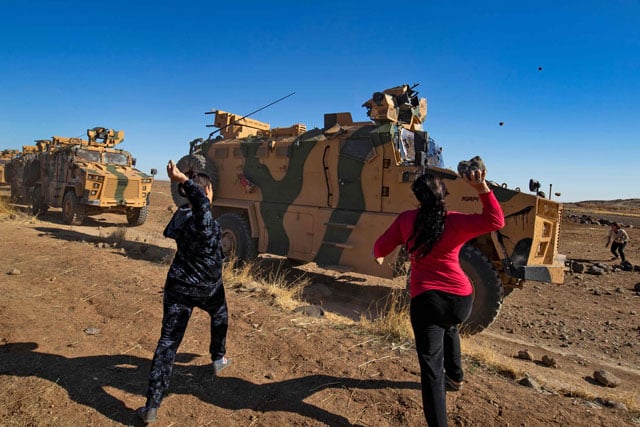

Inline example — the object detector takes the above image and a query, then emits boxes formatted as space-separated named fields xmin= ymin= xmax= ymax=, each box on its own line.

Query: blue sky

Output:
xmin=1 ymin=0 xmax=638 ymax=202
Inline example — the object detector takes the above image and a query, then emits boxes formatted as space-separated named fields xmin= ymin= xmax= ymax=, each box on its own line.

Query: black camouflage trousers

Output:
xmin=145 ymin=285 xmax=228 ymax=409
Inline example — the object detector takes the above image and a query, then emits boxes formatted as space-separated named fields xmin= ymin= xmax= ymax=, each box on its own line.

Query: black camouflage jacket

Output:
xmin=163 ymin=179 xmax=224 ymax=297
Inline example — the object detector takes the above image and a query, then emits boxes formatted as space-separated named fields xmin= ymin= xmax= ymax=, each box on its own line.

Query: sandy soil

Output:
xmin=1 ymin=182 xmax=639 ymax=426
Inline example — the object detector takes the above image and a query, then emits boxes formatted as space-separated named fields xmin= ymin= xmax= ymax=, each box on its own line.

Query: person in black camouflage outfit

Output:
xmin=137 ymin=160 xmax=229 ymax=424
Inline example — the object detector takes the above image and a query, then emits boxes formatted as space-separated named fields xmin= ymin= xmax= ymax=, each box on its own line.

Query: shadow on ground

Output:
xmin=0 ymin=342 xmax=419 ymax=426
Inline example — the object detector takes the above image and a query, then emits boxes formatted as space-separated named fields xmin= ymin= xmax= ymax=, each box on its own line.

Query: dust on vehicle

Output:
xmin=174 ymin=84 xmax=566 ymax=333
xmin=27 ymin=127 xmax=156 ymax=226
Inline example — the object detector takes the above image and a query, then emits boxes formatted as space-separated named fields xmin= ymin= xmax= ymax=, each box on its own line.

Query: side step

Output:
xmin=321 ymin=241 xmax=353 ymax=249
xmin=325 ymin=222 xmax=356 ymax=230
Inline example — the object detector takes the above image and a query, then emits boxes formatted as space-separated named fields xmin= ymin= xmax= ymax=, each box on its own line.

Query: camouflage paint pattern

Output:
xmin=23 ymin=129 xmax=153 ymax=223
xmin=187 ymin=87 xmax=564 ymax=287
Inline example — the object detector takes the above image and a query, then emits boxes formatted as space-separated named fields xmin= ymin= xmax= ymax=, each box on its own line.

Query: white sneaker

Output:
xmin=213 ymin=357 xmax=231 ymax=375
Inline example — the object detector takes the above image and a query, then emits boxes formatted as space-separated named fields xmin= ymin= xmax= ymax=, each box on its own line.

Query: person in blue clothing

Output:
xmin=137 ymin=160 xmax=230 ymax=424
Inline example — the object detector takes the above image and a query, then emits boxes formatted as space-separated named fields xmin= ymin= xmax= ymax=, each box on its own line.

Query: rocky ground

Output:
xmin=0 ymin=183 xmax=639 ymax=426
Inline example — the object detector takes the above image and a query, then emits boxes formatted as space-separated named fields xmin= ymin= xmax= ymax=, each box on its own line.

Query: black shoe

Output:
xmin=445 ymin=375 xmax=463 ymax=392
xmin=136 ymin=406 xmax=158 ymax=424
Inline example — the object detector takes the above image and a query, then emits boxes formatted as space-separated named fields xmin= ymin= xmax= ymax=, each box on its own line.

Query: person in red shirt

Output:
xmin=374 ymin=167 xmax=504 ymax=427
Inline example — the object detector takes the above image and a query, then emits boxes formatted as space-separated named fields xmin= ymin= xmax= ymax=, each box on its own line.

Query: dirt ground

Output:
xmin=1 ymin=182 xmax=639 ymax=426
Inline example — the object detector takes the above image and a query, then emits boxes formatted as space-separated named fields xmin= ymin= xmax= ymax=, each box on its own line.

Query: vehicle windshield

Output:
xmin=76 ymin=149 xmax=101 ymax=163
xmin=104 ymin=151 xmax=130 ymax=165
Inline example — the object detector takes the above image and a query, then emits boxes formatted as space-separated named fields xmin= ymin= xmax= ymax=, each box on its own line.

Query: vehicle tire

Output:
xmin=32 ymin=186 xmax=48 ymax=215
xmin=126 ymin=205 xmax=148 ymax=226
xmin=61 ymin=191 xmax=86 ymax=225
xmin=459 ymin=244 xmax=503 ymax=336
xmin=217 ymin=212 xmax=258 ymax=264
xmin=170 ymin=152 xmax=219 ymax=207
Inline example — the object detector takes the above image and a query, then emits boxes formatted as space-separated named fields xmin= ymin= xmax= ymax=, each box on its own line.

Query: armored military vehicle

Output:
xmin=173 ymin=84 xmax=565 ymax=333
xmin=30 ymin=127 xmax=156 ymax=226
xmin=4 ymin=143 xmax=48 ymax=203
xmin=0 ymin=149 xmax=20 ymax=198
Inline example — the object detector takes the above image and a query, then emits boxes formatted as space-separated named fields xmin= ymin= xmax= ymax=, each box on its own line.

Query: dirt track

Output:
xmin=1 ymin=182 xmax=639 ymax=426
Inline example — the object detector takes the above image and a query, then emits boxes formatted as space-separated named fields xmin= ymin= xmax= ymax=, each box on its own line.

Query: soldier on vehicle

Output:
xmin=137 ymin=160 xmax=230 ymax=424
xmin=373 ymin=160 xmax=505 ymax=427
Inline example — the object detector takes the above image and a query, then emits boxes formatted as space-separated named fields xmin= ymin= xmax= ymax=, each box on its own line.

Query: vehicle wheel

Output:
xmin=62 ymin=191 xmax=86 ymax=225
xmin=170 ymin=152 xmax=219 ymax=207
xmin=459 ymin=244 xmax=503 ymax=336
xmin=126 ymin=205 xmax=148 ymax=226
xmin=32 ymin=186 xmax=48 ymax=215
xmin=217 ymin=212 xmax=257 ymax=264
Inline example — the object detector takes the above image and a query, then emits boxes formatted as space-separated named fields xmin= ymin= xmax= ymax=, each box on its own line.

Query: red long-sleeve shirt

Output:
xmin=374 ymin=191 xmax=505 ymax=298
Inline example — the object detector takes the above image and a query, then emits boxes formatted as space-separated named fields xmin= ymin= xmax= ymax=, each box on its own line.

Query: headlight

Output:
xmin=88 ymin=174 xmax=105 ymax=182
xmin=141 ymin=178 xmax=152 ymax=184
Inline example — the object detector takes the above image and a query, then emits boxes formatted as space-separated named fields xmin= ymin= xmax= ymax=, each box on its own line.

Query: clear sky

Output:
xmin=1 ymin=0 xmax=638 ymax=202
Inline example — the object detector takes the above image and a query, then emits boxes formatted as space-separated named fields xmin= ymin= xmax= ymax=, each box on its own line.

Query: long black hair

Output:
xmin=407 ymin=173 xmax=448 ymax=258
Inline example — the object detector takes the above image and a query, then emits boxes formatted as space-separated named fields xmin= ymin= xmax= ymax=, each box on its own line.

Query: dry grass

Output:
xmin=0 ymin=197 xmax=14 ymax=217
xmin=0 ymin=198 xmax=37 ymax=223
xmin=357 ymin=289 xmax=413 ymax=344
xmin=223 ymin=258 xmax=308 ymax=311
xmin=461 ymin=337 xmax=525 ymax=379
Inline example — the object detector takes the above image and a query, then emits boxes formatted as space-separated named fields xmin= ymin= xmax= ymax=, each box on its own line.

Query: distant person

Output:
xmin=137 ymin=160 xmax=230 ymax=424
xmin=606 ymin=222 xmax=630 ymax=263
xmin=373 ymin=162 xmax=504 ymax=427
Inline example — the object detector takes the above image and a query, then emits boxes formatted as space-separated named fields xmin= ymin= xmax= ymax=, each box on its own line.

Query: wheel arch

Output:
xmin=213 ymin=201 xmax=260 ymax=240
xmin=217 ymin=211 xmax=259 ymax=263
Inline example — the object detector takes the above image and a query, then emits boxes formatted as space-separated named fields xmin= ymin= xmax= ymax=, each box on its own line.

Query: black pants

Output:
xmin=410 ymin=290 xmax=473 ymax=427
xmin=611 ymin=242 xmax=627 ymax=262
xmin=145 ymin=285 xmax=228 ymax=409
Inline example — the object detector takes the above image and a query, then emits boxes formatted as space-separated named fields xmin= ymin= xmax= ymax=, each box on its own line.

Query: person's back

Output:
xmin=374 ymin=164 xmax=505 ymax=427
xmin=137 ymin=162 xmax=230 ymax=424
xmin=164 ymin=174 xmax=224 ymax=297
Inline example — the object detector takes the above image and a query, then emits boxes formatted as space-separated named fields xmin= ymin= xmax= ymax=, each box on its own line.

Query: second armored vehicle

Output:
xmin=29 ymin=127 xmax=156 ymax=226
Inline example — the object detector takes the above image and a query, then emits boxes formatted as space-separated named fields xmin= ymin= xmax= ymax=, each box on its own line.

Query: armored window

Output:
xmin=340 ymin=136 xmax=376 ymax=163
xmin=76 ymin=149 xmax=101 ymax=163
xmin=104 ymin=152 xmax=129 ymax=165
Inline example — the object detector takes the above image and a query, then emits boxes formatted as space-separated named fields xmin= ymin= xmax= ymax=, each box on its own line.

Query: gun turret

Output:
xmin=362 ymin=84 xmax=427 ymax=130
xmin=87 ymin=127 xmax=125 ymax=147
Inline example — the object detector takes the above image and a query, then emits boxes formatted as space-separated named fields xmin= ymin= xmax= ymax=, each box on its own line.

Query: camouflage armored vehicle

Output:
xmin=30 ymin=127 xmax=156 ymax=226
xmin=0 ymin=149 xmax=20 ymax=198
xmin=5 ymin=143 xmax=48 ymax=203
xmin=173 ymin=84 xmax=565 ymax=333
